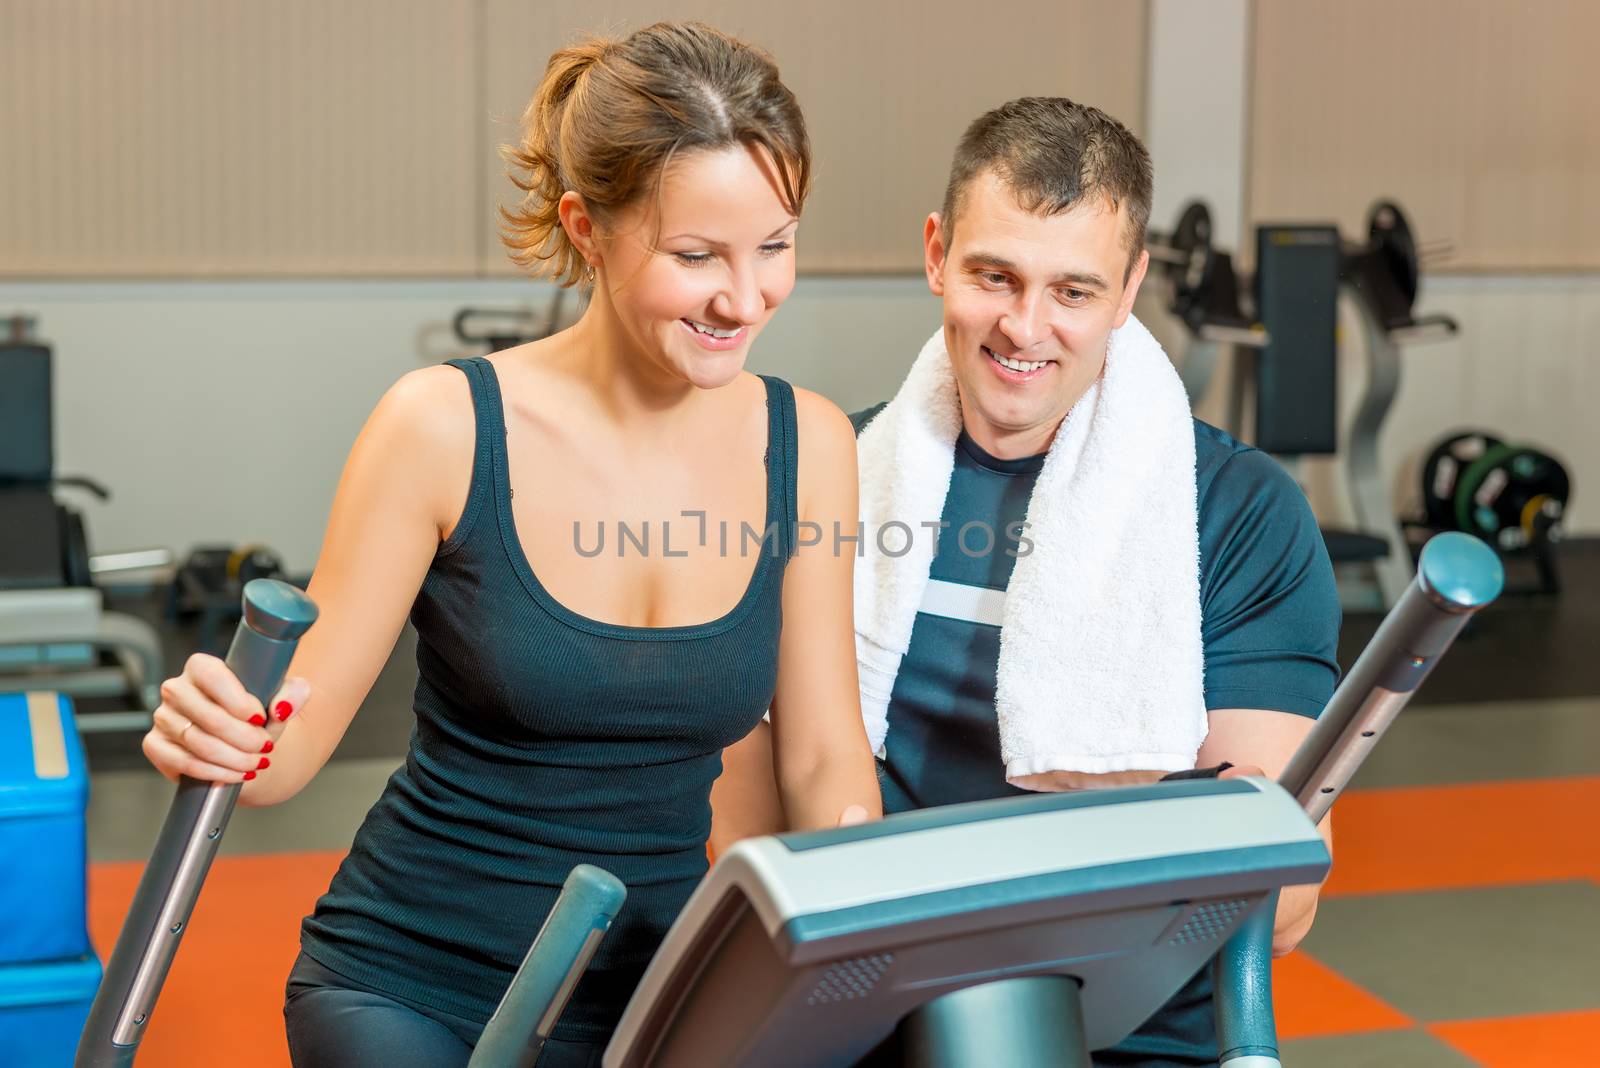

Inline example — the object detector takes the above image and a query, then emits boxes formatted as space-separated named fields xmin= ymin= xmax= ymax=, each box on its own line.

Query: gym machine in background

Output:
xmin=453 ymin=288 xmax=573 ymax=353
xmin=1143 ymin=201 xmax=1270 ymax=405
xmin=0 ymin=316 xmax=167 ymax=733
xmin=1147 ymin=201 xmax=1460 ymax=609
xmin=167 ymin=543 xmax=299 ymax=654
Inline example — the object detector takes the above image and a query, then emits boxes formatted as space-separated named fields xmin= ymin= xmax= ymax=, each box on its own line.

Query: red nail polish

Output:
xmin=261 ymin=740 xmax=274 ymax=754
xmin=243 ymin=771 xmax=256 ymax=781
xmin=248 ymin=714 xmax=267 ymax=727
xmin=257 ymin=756 xmax=270 ymax=770
xmin=274 ymin=701 xmax=293 ymax=722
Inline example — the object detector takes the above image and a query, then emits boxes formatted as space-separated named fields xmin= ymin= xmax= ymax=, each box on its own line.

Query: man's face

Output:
xmin=924 ymin=169 xmax=1149 ymax=456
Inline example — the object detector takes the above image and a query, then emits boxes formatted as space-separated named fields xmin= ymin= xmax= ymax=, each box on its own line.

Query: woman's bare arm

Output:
xmin=143 ymin=366 xmax=473 ymax=806
xmin=709 ymin=720 xmax=783 ymax=854
xmin=764 ymin=388 xmax=880 ymax=831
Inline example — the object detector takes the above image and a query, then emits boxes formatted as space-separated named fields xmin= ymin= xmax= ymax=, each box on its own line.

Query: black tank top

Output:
xmin=299 ymin=357 xmax=797 ymax=1041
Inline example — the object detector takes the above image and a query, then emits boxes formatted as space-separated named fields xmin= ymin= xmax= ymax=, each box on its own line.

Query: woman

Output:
xmin=141 ymin=22 xmax=879 ymax=1067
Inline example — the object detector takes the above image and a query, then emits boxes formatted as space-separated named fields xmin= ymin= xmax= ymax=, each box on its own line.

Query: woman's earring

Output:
xmin=586 ymin=263 xmax=596 ymax=283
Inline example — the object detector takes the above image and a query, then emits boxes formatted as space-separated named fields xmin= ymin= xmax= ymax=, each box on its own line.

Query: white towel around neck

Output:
xmin=854 ymin=315 xmax=1206 ymax=787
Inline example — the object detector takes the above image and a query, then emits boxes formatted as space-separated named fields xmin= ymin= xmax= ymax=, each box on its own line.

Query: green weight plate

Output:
xmin=1455 ymin=443 xmax=1571 ymax=544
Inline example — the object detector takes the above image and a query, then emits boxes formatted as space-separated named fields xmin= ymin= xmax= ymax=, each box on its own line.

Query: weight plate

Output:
xmin=1368 ymin=200 xmax=1420 ymax=310
xmin=1421 ymin=431 xmax=1504 ymax=530
xmin=1168 ymin=201 xmax=1217 ymax=312
xmin=1455 ymin=444 xmax=1571 ymax=548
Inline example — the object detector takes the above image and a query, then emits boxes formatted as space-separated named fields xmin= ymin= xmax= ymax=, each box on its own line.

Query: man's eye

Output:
xmin=982 ymin=272 xmax=1009 ymax=285
xmin=1059 ymin=288 xmax=1090 ymax=303
xmin=674 ymin=252 xmax=713 ymax=267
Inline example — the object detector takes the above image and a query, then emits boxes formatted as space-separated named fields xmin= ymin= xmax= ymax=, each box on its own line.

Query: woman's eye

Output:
xmin=760 ymin=241 xmax=792 ymax=256
xmin=674 ymin=252 xmax=713 ymax=267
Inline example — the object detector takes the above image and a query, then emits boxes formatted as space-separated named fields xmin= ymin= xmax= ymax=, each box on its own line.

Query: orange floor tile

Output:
xmin=88 ymin=852 xmax=345 ymax=1068
xmin=1430 ymin=1008 xmax=1600 ymax=1067
xmin=1322 ymin=777 xmax=1600 ymax=897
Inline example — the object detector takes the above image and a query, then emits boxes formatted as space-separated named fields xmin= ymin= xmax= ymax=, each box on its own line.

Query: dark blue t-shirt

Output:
xmin=852 ymin=407 xmax=1341 ymax=1066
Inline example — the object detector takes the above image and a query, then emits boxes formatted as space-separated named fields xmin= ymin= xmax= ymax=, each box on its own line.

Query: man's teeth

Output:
xmin=685 ymin=320 xmax=742 ymax=339
xmin=989 ymin=350 xmax=1048 ymax=373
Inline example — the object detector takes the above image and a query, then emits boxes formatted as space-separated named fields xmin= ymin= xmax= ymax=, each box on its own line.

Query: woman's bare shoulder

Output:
xmin=784 ymin=384 xmax=857 ymax=519
xmin=356 ymin=363 xmax=477 ymax=535
xmin=789 ymin=385 xmax=856 ymax=462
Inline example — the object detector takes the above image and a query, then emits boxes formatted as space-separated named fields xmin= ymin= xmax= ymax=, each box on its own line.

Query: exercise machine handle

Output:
xmin=1212 ymin=532 xmax=1502 ymax=1067
xmin=469 ymin=864 xmax=627 ymax=1068
xmin=54 ymin=475 xmax=112 ymax=501
xmin=1214 ymin=891 xmax=1280 ymax=1068
xmin=1390 ymin=314 xmax=1458 ymax=345
xmin=1281 ymin=531 xmax=1502 ymax=824
xmin=76 ymin=579 xmax=319 ymax=1067
xmin=1197 ymin=322 xmax=1271 ymax=348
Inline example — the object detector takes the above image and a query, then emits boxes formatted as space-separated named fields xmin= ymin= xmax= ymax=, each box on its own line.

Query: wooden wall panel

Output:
xmin=1 ymin=1 xmax=1144 ymax=278
xmin=479 ymin=0 xmax=1147 ymax=275
xmin=1250 ymin=0 xmax=1600 ymax=271
xmin=0 ymin=1 xmax=479 ymax=277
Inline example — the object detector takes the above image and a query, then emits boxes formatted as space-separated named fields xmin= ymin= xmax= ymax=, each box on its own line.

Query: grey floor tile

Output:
xmin=1350 ymin=697 xmax=1600 ymax=789
xmin=1280 ymin=1027 xmax=1480 ymax=1067
xmin=1302 ymin=881 xmax=1600 ymax=1022
xmin=88 ymin=757 xmax=403 ymax=862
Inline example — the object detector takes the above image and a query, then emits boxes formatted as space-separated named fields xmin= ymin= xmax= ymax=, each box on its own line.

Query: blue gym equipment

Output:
xmin=0 ymin=690 xmax=100 ymax=1065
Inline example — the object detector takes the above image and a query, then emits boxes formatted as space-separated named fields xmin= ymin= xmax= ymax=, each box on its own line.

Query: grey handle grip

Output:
xmin=1280 ymin=532 xmax=1502 ymax=823
xmin=1213 ymin=891 xmax=1281 ymax=1068
xmin=469 ymin=864 xmax=627 ymax=1068
xmin=76 ymin=579 xmax=318 ymax=1067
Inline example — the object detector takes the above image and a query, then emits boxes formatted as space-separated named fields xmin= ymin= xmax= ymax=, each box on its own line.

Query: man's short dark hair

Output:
xmin=941 ymin=97 xmax=1153 ymax=281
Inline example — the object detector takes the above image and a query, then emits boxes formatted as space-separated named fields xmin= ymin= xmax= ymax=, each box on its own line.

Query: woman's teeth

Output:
xmin=684 ymin=319 xmax=742 ymax=339
xmin=988 ymin=349 xmax=1048 ymax=373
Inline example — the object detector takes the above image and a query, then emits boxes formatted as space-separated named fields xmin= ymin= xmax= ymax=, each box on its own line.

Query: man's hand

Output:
xmin=1213 ymin=751 xmax=1325 ymax=957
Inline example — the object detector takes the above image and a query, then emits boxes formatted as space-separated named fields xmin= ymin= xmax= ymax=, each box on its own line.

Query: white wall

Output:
xmin=0 ymin=278 xmax=936 ymax=573
xmin=10 ymin=267 xmax=1591 ymax=582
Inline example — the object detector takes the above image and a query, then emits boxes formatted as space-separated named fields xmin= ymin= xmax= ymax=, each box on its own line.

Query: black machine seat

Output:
xmin=0 ymin=487 xmax=75 ymax=589
xmin=1321 ymin=528 xmax=1389 ymax=565
xmin=1 ymin=331 xmax=100 ymax=591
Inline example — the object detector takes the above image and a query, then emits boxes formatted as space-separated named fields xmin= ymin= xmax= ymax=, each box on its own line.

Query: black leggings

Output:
xmin=283 ymin=952 xmax=606 ymax=1068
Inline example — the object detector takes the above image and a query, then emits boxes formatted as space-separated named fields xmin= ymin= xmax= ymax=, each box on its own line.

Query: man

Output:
xmin=712 ymin=97 xmax=1339 ymax=1066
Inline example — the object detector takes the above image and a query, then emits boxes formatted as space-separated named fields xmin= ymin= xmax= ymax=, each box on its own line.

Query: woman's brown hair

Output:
xmin=501 ymin=22 xmax=811 ymax=287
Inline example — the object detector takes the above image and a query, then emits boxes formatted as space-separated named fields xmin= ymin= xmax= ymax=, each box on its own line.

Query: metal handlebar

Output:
xmin=76 ymin=580 xmax=319 ymax=1067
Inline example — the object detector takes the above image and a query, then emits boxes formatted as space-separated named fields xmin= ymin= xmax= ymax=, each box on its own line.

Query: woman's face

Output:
xmin=595 ymin=144 xmax=799 ymax=391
